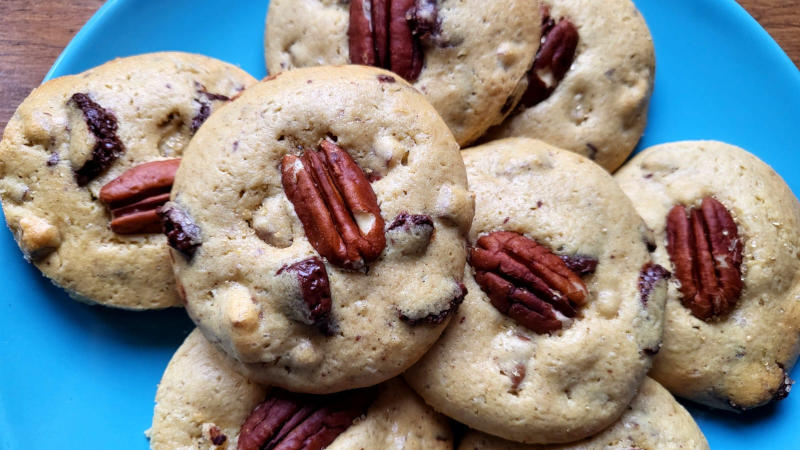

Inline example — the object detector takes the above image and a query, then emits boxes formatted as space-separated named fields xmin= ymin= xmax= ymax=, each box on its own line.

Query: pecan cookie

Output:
xmin=167 ymin=66 xmax=473 ymax=393
xmin=458 ymin=378 xmax=708 ymax=450
xmin=615 ymin=141 xmax=800 ymax=411
xmin=149 ymin=329 xmax=454 ymax=449
xmin=405 ymin=138 xmax=665 ymax=444
xmin=485 ymin=0 xmax=655 ymax=172
xmin=0 ymin=52 xmax=256 ymax=309
xmin=264 ymin=0 xmax=542 ymax=146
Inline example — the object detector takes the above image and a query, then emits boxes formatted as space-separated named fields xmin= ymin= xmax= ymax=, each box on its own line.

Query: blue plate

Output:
xmin=1 ymin=0 xmax=799 ymax=448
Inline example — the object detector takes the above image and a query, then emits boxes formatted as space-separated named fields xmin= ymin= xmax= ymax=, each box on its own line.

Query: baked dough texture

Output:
xmin=615 ymin=141 xmax=800 ymax=410
xmin=458 ymin=377 xmax=709 ymax=450
xmin=169 ymin=66 xmax=474 ymax=394
xmin=150 ymin=329 xmax=453 ymax=450
xmin=405 ymin=138 xmax=665 ymax=444
xmin=488 ymin=0 xmax=655 ymax=172
xmin=264 ymin=0 xmax=541 ymax=146
xmin=0 ymin=52 xmax=256 ymax=309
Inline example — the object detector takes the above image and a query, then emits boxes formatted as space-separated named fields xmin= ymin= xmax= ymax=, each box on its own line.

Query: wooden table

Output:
xmin=1 ymin=0 xmax=798 ymax=132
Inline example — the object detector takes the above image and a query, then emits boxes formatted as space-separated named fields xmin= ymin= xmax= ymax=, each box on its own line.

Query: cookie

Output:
xmin=458 ymin=377 xmax=709 ymax=450
xmin=264 ymin=0 xmax=542 ymax=146
xmin=405 ymin=138 xmax=666 ymax=444
xmin=0 ymin=52 xmax=256 ymax=309
xmin=486 ymin=0 xmax=655 ymax=172
xmin=615 ymin=141 xmax=800 ymax=411
xmin=167 ymin=66 xmax=473 ymax=394
xmin=149 ymin=329 xmax=454 ymax=449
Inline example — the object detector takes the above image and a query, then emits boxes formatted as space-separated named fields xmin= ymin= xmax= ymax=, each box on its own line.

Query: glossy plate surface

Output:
xmin=1 ymin=0 xmax=799 ymax=448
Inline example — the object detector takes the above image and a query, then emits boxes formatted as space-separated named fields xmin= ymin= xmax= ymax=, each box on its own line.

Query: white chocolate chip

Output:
xmin=434 ymin=184 xmax=475 ymax=234
xmin=253 ymin=195 xmax=296 ymax=248
xmin=288 ymin=338 xmax=322 ymax=367
xmin=18 ymin=215 xmax=61 ymax=257
xmin=220 ymin=283 xmax=258 ymax=331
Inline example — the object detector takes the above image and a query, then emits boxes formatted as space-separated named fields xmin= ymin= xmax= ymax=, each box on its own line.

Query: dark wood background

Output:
xmin=1 ymin=0 xmax=798 ymax=132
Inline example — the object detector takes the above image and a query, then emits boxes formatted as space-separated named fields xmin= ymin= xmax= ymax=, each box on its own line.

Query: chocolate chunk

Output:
xmin=278 ymin=257 xmax=334 ymax=335
xmin=775 ymin=363 xmax=794 ymax=401
xmin=46 ymin=153 xmax=60 ymax=167
xmin=70 ymin=93 xmax=125 ymax=186
xmin=399 ymin=282 xmax=466 ymax=325
xmin=638 ymin=262 xmax=670 ymax=306
xmin=642 ymin=345 xmax=660 ymax=356
xmin=158 ymin=201 xmax=202 ymax=258
xmin=387 ymin=211 xmax=434 ymax=231
xmin=377 ymin=74 xmax=397 ymax=83
xmin=190 ymin=102 xmax=211 ymax=133
xmin=559 ymin=254 xmax=598 ymax=276
xmin=208 ymin=426 xmax=227 ymax=446
xmin=585 ymin=143 xmax=598 ymax=161
xmin=190 ymin=84 xmax=233 ymax=132
xmin=408 ymin=0 xmax=439 ymax=40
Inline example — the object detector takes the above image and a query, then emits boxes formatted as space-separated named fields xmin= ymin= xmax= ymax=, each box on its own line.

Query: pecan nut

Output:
xmin=468 ymin=231 xmax=593 ymax=334
xmin=278 ymin=257 xmax=333 ymax=335
xmin=348 ymin=0 xmax=437 ymax=82
xmin=666 ymin=197 xmax=743 ymax=320
xmin=99 ymin=159 xmax=180 ymax=234
xmin=158 ymin=201 xmax=202 ymax=258
xmin=520 ymin=9 xmax=579 ymax=108
xmin=70 ymin=93 xmax=125 ymax=186
xmin=238 ymin=387 xmax=376 ymax=450
xmin=281 ymin=140 xmax=386 ymax=270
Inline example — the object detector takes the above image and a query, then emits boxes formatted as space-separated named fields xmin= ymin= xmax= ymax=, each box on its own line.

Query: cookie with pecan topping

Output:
xmin=458 ymin=378 xmax=708 ymax=450
xmin=149 ymin=329 xmax=453 ymax=449
xmin=615 ymin=141 xmax=800 ymax=411
xmin=405 ymin=138 xmax=665 ymax=444
xmin=0 ymin=52 xmax=256 ymax=309
xmin=168 ymin=66 xmax=473 ymax=393
xmin=485 ymin=0 xmax=655 ymax=172
xmin=264 ymin=0 xmax=542 ymax=147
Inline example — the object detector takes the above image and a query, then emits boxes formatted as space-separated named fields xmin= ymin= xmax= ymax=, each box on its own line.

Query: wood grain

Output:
xmin=0 ymin=0 xmax=798 ymax=133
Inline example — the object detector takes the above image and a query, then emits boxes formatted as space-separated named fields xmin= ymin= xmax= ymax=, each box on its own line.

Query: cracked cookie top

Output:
xmin=264 ymin=0 xmax=542 ymax=147
xmin=0 ymin=52 xmax=257 ymax=309
xmin=615 ymin=141 xmax=800 ymax=411
xmin=150 ymin=329 xmax=453 ymax=450
xmin=458 ymin=378 xmax=708 ymax=450
xmin=405 ymin=138 xmax=665 ymax=444
xmin=486 ymin=0 xmax=655 ymax=172
xmin=168 ymin=66 xmax=473 ymax=393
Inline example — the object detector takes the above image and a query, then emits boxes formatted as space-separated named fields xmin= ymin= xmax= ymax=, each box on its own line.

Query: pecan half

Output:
xmin=348 ymin=0 xmax=437 ymax=82
xmin=99 ymin=159 xmax=180 ymax=234
xmin=278 ymin=257 xmax=333 ymax=335
xmin=280 ymin=140 xmax=386 ymax=270
xmin=158 ymin=201 xmax=202 ymax=258
xmin=238 ymin=387 xmax=376 ymax=450
xmin=70 ymin=93 xmax=125 ymax=186
xmin=520 ymin=10 xmax=579 ymax=108
xmin=666 ymin=197 xmax=743 ymax=320
xmin=468 ymin=231 xmax=590 ymax=334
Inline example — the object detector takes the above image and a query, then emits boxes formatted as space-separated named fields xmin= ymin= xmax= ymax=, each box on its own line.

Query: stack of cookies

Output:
xmin=1 ymin=0 xmax=798 ymax=449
